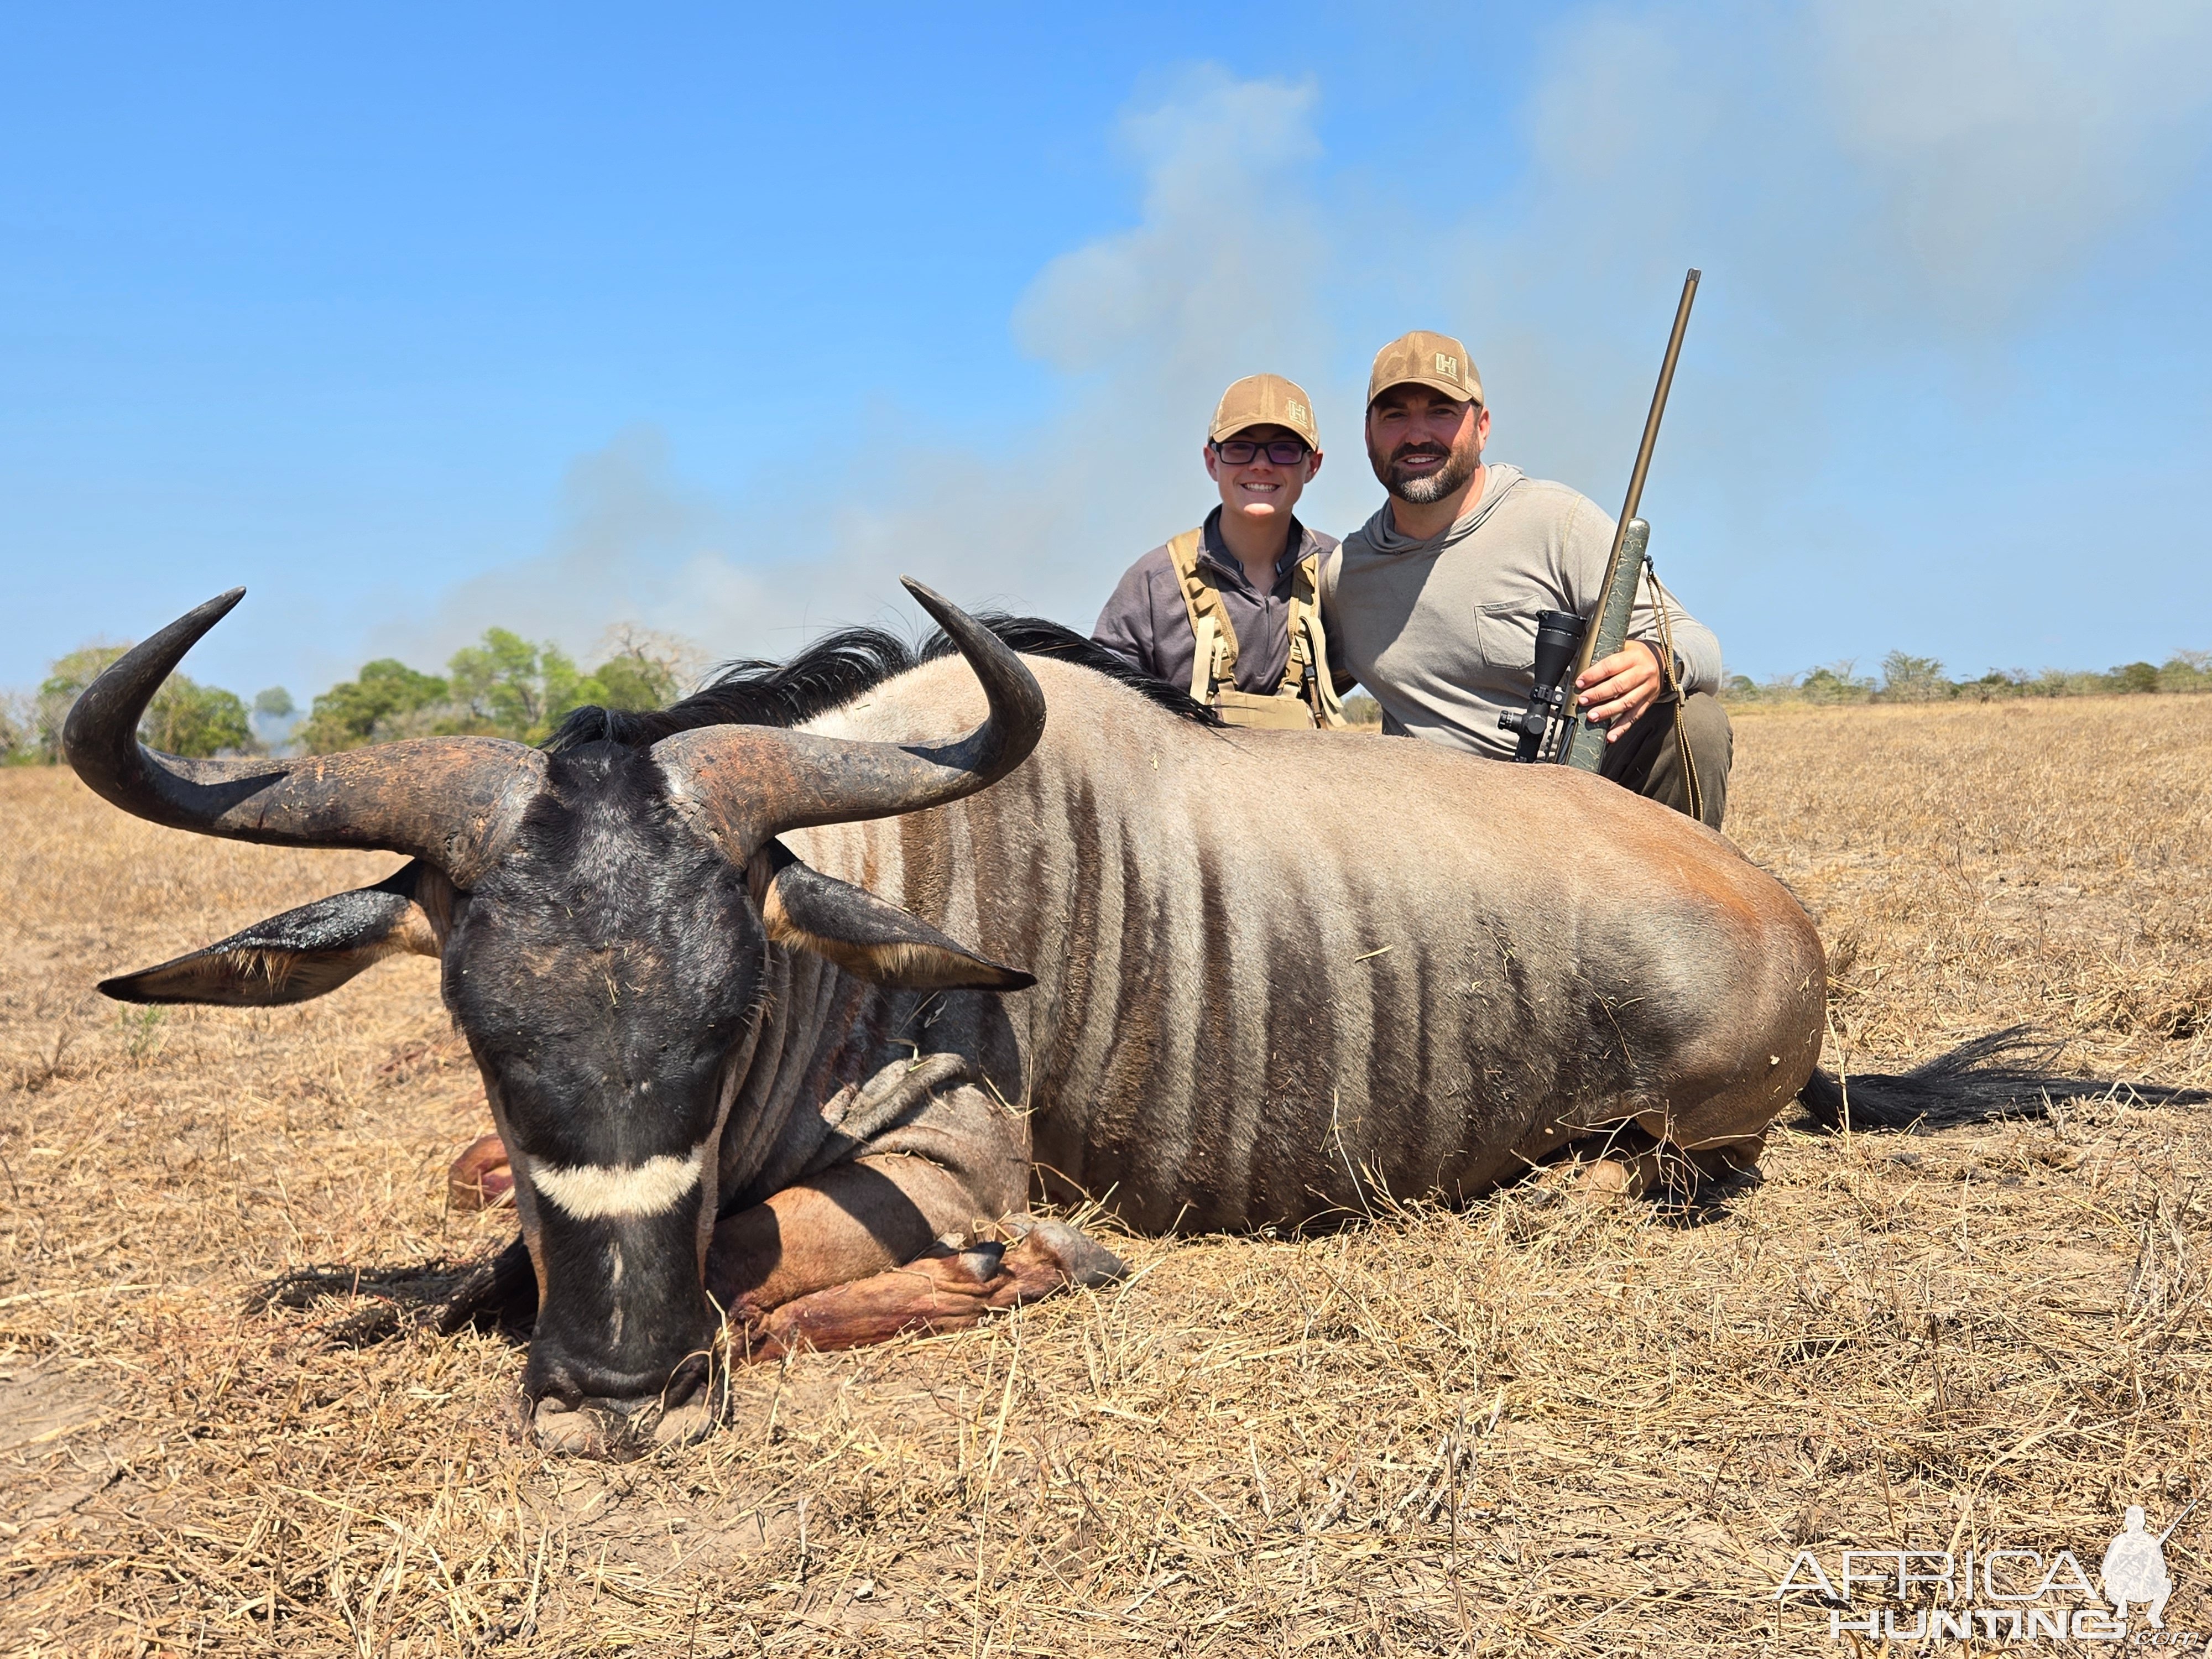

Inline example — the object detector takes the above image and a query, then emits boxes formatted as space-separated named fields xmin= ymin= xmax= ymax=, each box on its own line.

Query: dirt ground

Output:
xmin=3 ymin=696 xmax=2209 ymax=1656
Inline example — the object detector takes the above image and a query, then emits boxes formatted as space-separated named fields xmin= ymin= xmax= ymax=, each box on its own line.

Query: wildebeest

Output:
xmin=68 ymin=585 xmax=2185 ymax=1454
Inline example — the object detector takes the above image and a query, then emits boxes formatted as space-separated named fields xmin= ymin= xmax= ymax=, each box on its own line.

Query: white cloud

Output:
xmin=1425 ymin=0 xmax=2212 ymax=671
xmin=371 ymin=68 xmax=1339 ymax=677
xmin=382 ymin=7 xmax=2212 ymax=686
xmin=1816 ymin=0 xmax=2212 ymax=316
xmin=1014 ymin=69 xmax=1323 ymax=378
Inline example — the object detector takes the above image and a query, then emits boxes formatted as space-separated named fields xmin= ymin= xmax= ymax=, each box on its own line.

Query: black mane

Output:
xmin=546 ymin=614 xmax=1219 ymax=753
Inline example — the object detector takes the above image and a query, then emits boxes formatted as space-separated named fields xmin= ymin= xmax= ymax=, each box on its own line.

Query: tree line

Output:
xmin=0 ymin=646 xmax=285 ymax=764
xmin=0 ymin=625 xmax=700 ymax=763
xmin=7 ymin=632 xmax=2209 ymax=764
xmin=296 ymin=624 xmax=697 ymax=751
xmin=1724 ymin=650 xmax=2212 ymax=705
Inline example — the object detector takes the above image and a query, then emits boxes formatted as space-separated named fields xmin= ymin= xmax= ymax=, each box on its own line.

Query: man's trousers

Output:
xmin=1597 ymin=690 xmax=1733 ymax=829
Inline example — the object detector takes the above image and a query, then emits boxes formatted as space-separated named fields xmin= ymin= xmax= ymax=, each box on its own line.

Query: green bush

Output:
xmin=445 ymin=629 xmax=585 ymax=741
xmin=1879 ymin=651 xmax=1952 ymax=702
xmin=1798 ymin=662 xmax=1877 ymax=705
xmin=2161 ymin=651 xmax=2212 ymax=694
xmin=35 ymin=645 xmax=131 ymax=760
xmin=142 ymin=677 xmax=252 ymax=757
xmin=301 ymin=660 xmax=451 ymax=752
xmin=19 ymin=643 xmax=257 ymax=761
xmin=0 ymin=692 xmax=38 ymax=764
xmin=297 ymin=624 xmax=699 ymax=752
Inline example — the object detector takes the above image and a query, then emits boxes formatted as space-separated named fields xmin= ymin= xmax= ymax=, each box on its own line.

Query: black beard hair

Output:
xmin=1375 ymin=440 xmax=1479 ymax=506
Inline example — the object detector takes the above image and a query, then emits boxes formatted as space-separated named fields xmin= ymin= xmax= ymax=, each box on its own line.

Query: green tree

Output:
xmin=142 ymin=676 xmax=254 ymax=757
xmin=445 ymin=629 xmax=593 ymax=742
xmin=1879 ymin=651 xmax=1953 ymax=703
xmin=581 ymin=625 xmax=696 ymax=713
xmin=2160 ymin=651 xmax=2211 ymax=693
xmin=33 ymin=645 xmax=129 ymax=761
xmin=582 ymin=657 xmax=670 ymax=711
xmin=2110 ymin=661 xmax=2161 ymax=695
xmin=301 ymin=660 xmax=450 ymax=752
xmin=0 ymin=692 xmax=36 ymax=764
xmin=29 ymin=643 xmax=255 ymax=760
xmin=251 ymin=686 xmax=296 ymax=748
xmin=1798 ymin=661 xmax=1876 ymax=705
xmin=442 ymin=623 xmax=695 ymax=740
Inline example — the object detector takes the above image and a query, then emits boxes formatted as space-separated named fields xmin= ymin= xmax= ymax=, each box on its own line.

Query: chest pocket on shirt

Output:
xmin=1472 ymin=601 xmax=1541 ymax=677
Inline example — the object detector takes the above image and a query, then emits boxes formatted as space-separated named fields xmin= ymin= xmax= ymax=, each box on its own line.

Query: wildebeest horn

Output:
xmin=651 ymin=578 xmax=1047 ymax=853
xmin=63 ymin=588 xmax=545 ymax=886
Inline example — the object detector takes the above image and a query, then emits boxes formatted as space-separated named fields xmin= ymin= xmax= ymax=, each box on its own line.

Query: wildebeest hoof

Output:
xmin=649 ymin=1395 xmax=719 ymax=1449
xmin=1004 ymin=1218 xmax=1128 ymax=1289
xmin=953 ymin=1240 xmax=1006 ymax=1285
xmin=448 ymin=1132 xmax=513 ymax=1211
xmin=528 ymin=1362 xmax=728 ymax=1458
xmin=1577 ymin=1156 xmax=1650 ymax=1199
xmin=528 ymin=1396 xmax=714 ymax=1458
xmin=529 ymin=1396 xmax=609 ymax=1456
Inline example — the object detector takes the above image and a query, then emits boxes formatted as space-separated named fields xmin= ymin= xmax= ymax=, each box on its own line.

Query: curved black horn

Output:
xmin=651 ymin=578 xmax=1047 ymax=855
xmin=63 ymin=589 xmax=544 ymax=885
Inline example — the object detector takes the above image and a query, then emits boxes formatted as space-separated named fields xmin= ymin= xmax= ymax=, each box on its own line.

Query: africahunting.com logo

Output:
xmin=1775 ymin=1505 xmax=2195 ymax=1644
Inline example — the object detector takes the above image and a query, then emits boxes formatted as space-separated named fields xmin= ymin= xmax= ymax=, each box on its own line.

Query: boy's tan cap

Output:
xmin=1210 ymin=374 xmax=1320 ymax=447
xmin=1367 ymin=330 xmax=1482 ymax=406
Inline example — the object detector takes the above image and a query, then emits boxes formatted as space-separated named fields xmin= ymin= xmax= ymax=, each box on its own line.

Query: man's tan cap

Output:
xmin=1209 ymin=374 xmax=1319 ymax=447
xmin=1367 ymin=330 xmax=1482 ymax=406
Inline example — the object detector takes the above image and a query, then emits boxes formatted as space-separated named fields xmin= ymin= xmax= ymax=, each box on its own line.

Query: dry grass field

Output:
xmin=4 ymin=695 xmax=2211 ymax=1656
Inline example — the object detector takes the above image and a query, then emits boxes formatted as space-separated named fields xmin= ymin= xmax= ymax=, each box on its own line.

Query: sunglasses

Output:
xmin=1212 ymin=438 xmax=1311 ymax=466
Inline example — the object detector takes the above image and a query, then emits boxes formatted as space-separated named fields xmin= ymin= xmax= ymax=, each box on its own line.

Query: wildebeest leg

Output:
xmin=750 ymin=1221 xmax=1124 ymax=1358
xmin=707 ymin=1152 xmax=1001 ymax=1319
xmin=705 ymin=1154 xmax=1123 ymax=1358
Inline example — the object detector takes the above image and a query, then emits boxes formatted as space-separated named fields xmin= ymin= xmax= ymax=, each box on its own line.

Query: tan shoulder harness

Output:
xmin=1165 ymin=529 xmax=1345 ymax=731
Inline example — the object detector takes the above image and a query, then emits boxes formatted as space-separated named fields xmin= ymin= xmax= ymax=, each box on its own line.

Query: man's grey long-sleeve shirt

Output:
xmin=1321 ymin=463 xmax=1721 ymax=760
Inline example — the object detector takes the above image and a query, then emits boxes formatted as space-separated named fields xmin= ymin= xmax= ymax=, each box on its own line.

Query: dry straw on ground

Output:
xmin=3 ymin=696 xmax=2210 ymax=1655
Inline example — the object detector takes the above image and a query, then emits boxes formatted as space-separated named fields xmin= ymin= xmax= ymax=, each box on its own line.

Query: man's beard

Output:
xmin=1374 ymin=441 xmax=1479 ymax=505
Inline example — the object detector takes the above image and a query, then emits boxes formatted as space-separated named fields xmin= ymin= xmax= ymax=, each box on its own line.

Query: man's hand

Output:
xmin=1573 ymin=640 xmax=1665 ymax=742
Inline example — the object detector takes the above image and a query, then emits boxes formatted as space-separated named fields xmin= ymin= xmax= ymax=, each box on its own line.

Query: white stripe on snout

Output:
xmin=528 ymin=1148 xmax=705 ymax=1220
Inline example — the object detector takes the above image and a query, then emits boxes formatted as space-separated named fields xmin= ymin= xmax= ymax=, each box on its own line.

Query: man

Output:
xmin=1322 ymin=331 xmax=1731 ymax=825
xmin=1094 ymin=374 xmax=1349 ymax=729
xmin=2100 ymin=1507 xmax=2173 ymax=1631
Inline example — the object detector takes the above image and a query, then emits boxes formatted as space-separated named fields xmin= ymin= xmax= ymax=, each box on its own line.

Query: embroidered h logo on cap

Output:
xmin=1367 ymin=331 xmax=1483 ymax=406
xmin=1211 ymin=375 xmax=1322 ymax=446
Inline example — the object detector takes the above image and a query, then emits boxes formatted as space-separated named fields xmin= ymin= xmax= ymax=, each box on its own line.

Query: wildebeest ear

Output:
xmin=751 ymin=843 xmax=1035 ymax=992
xmin=100 ymin=862 xmax=444 ymax=1006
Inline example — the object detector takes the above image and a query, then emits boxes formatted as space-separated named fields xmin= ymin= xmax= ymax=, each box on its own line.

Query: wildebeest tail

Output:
xmin=1801 ymin=1025 xmax=2210 ymax=1132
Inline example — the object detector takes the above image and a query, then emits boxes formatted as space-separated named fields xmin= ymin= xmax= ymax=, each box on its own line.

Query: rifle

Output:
xmin=2158 ymin=1499 xmax=2199 ymax=1546
xmin=1551 ymin=268 xmax=1700 ymax=772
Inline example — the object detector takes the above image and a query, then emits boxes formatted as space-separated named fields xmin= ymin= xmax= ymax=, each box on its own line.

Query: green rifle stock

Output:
xmin=1560 ymin=518 xmax=1648 ymax=771
xmin=1562 ymin=267 xmax=1700 ymax=772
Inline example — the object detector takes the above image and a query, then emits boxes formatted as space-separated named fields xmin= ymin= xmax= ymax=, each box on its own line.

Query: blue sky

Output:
xmin=6 ymin=2 xmax=2211 ymax=701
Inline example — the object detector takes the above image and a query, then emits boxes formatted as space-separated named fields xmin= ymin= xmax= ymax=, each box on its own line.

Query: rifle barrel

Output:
xmin=1616 ymin=268 xmax=1698 ymax=552
xmin=2158 ymin=1498 xmax=2199 ymax=1545
xmin=1559 ymin=268 xmax=1700 ymax=770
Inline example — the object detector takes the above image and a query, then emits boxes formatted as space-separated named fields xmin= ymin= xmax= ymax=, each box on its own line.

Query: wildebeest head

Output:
xmin=66 ymin=582 xmax=1044 ymax=1446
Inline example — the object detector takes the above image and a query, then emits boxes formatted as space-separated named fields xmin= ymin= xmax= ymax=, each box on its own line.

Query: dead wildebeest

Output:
xmin=69 ymin=584 xmax=2201 ymax=1454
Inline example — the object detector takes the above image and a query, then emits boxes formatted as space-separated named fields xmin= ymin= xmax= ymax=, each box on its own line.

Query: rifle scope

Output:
xmin=1500 ymin=609 xmax=1588 ymax=763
